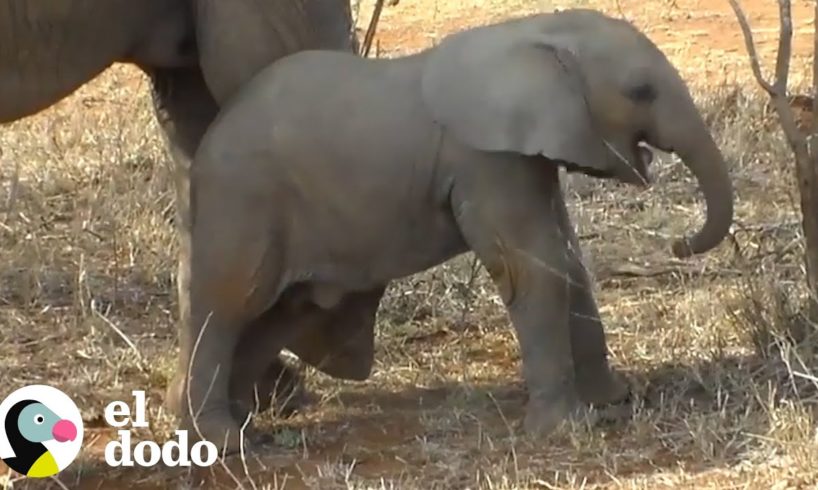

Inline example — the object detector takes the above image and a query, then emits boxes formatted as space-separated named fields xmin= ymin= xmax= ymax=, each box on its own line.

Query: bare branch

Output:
xmin=768 ymin=0 xmax=809 ymax=155
xmin=773 ymin=0 xmax=793 ymax=92
xmin=731 ymin=0 xmax=807 ymax=154
xmin=361 ymin=0 xmax=389 ymax=58
xmin=727 ymin=0 xmax=776 ymax=94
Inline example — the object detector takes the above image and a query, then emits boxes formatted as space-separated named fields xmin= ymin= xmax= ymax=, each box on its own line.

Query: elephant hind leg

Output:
xmin=285 ymin=284 xmax=386 ymax=381
xmin=228 ymin=299 xmax=307 ymax=422
xmin=228 ymin=284 xmax=386 ymax=422
xmin=175 ymin=176 xmax=288 ymax=454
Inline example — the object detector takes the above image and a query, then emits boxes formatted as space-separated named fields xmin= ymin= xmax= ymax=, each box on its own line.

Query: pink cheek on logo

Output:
xmin=52 ymin=419 xmax=77 ymax=442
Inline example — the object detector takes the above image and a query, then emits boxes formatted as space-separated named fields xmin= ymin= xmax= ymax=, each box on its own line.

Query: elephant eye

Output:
xmin=625 ymin=83 xmax=657 ymax=103
xmin=33 ymin=414 xmax=44 ymax=425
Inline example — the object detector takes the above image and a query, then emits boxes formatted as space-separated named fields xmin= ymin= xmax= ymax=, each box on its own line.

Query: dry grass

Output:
xmin=3 ymin=0 xmax=818 ymax=488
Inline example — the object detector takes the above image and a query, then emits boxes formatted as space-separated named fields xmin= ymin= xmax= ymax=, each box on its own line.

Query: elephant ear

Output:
xmin=420 ymin=22 xmax=611 ymax=172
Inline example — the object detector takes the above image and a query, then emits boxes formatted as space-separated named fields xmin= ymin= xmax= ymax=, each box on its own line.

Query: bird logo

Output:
xmin=0 ymin=385 xmax=83 ymax=478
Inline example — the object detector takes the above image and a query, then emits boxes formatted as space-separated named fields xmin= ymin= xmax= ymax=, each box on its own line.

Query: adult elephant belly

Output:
xmin=0 ymin=0 xmax=196 ymax=123
xmin=195 ymin=0 xmax=356 ymax=105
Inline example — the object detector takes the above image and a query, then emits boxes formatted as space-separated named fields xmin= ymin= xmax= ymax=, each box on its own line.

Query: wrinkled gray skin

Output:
xmin=1 ymin=0 xmax=358 ymax=419
xmin=183 ymin=9 xmax=734 ymax=454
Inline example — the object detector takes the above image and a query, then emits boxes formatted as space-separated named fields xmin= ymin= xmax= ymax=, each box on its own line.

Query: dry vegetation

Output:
xmin=2 ymin=0 xmax=818 ymax=488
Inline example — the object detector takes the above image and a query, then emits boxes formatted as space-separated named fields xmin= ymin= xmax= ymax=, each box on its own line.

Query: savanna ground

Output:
xmin=2 ymin=0 xmax=818 ymax=488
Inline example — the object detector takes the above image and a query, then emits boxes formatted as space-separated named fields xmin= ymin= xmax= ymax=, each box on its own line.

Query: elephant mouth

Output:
xmin=559 ymin=138 xmax=656 ymax=185
xmin=632 ymin=141 xmax=654 ymax=185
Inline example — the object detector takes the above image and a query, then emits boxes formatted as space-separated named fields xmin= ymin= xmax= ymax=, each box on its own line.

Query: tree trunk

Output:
xmin=805 ymin=0 xmax=818 ymax=320
xmin=804 ymin=142 xmax=818 ymax=320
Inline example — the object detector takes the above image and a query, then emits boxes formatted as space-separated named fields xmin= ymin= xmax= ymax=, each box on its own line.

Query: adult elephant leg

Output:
xmin=148 ymin=67 xmax=218 ymax=418
xmin=195 ymin=0 xmax=357 ymax=105
xmin=554 ymin=191 xmax=629 ymax=406
xmin=302 ymin=0 xmax=359 ymax=51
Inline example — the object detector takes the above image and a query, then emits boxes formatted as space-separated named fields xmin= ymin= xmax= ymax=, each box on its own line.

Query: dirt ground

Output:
xmin=2 ymin=0 xmax=818 ymax=489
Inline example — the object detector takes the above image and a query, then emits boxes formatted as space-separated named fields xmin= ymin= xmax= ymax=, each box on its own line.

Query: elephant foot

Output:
xmin=522 ymin=393 xmax=592 ymax=437
xmin=575 ymin=366 xmax=630 ymax=407
xmin=265 ymin=360 xmax=310 ymax=417
xmin=179 ymin=408 xmax=250 ymax=457
xmin=229 ymin=357 xmax=310 ymax=421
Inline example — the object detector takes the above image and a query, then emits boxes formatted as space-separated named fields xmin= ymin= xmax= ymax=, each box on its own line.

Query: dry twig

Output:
xmin=361 ymin=0 xmax=399 ymax=57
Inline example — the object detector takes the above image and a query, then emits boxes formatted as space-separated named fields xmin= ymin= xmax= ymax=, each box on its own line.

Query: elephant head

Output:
xmin=0 ymin=0 xmax=196 ymax=123
xmin=421 ymin=9 xmax=733 ymax=258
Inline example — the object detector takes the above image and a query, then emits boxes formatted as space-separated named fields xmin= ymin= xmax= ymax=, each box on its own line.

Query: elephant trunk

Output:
xmin=668 ymin=112 xmax=734 ymax=258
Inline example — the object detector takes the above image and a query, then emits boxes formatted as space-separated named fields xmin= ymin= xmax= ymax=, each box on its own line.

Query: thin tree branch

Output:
xmin=361 ymin=0 xmax=394 ymax=57
xmin=728 ymin=0 xmax=776 ymax=94
xmin=768 ymin=0 xmax=810 ymax=155
xmin=773 ymin=0 xmax=793 ymax=92
xmin=730 ymin=0 xmax=807 ymax=153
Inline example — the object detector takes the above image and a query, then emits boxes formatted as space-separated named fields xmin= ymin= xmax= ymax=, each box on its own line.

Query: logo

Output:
xmin=0 ymin=385 xmax=83 ymax=478
xmin=103 ymin=390 xmax=217 ymax=468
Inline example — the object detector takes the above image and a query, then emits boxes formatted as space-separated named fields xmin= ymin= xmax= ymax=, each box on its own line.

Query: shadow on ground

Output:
xmin=15 ymin=348 xmax=808 ymax=489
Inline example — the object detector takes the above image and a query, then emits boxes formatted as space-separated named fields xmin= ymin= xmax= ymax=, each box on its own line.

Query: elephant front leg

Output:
xmin=556 ymin=198 xmax=630 ymax=406
xmin=505 ymin=254 xmax=584 ymax=436
xmin=451 ymin=162 xmax=585 ymax=436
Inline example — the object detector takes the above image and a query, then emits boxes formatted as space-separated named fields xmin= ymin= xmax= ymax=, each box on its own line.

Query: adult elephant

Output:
xmin=1 ymin=0 xmax=363 ymax=419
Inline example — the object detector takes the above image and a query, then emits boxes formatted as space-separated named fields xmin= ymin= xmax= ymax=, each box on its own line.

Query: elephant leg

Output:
xmin=178 ymin=178 xmax=288 ymax=454
xmin=148 ymin=67 xmax=219 ymax=419
xmin=285 ymin=285 xmax=386 ymax=381
xmin=148 ymin=67 xmax=217 ymax=332
xmin=229 ymin=353 xmax=305 ymax=421
xmin=196 ymin=0 xmax=358 ymax=105
xmin=148 ymin=67 xmax=308 ymax=421
xmin=554 ymin=194 xmax=630 ymax=406
xmin=228 ymin=284 xmax=385 ymax=422
xmin=228 ymin=301 xmax=306 ymax=422
xmin=452 ymin=159 xmax=583 ymax=436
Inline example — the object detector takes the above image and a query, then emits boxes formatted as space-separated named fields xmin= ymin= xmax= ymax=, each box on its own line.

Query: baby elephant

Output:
xmin=173 ymin=8 xmax=734 ymax=453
